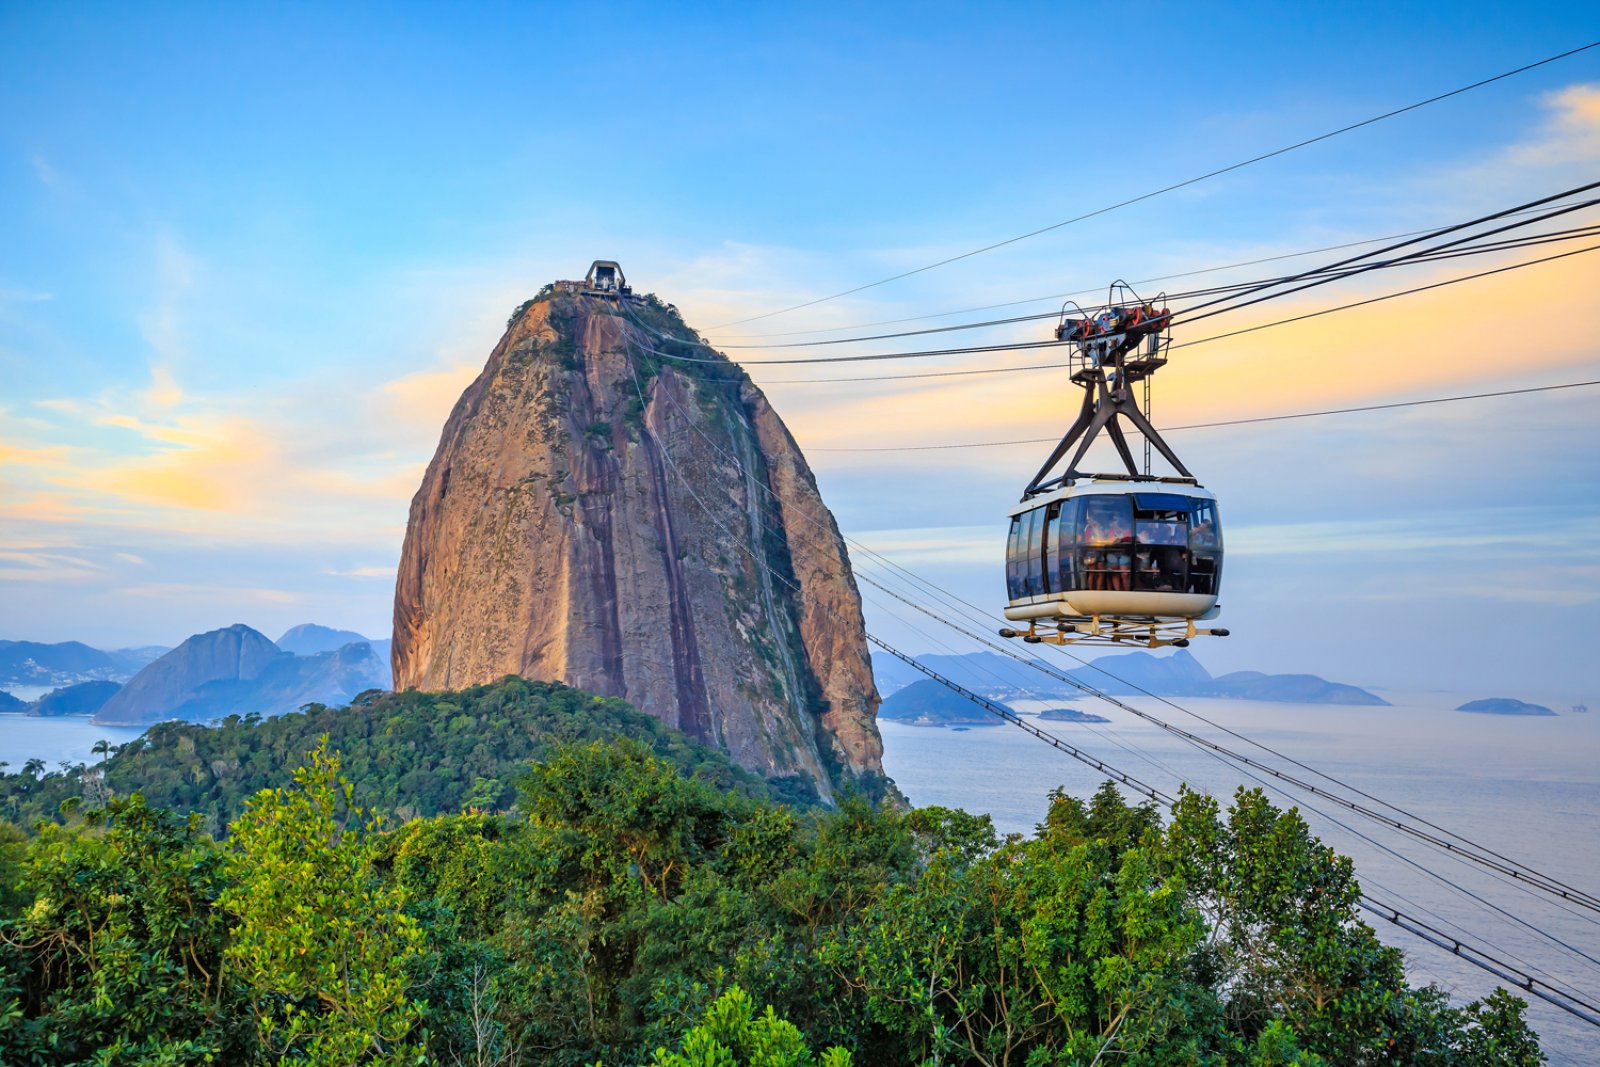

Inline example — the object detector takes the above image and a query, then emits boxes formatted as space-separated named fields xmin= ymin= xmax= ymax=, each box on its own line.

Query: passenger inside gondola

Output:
xmin=1081 ymin=496 xmax=1133 ymax=591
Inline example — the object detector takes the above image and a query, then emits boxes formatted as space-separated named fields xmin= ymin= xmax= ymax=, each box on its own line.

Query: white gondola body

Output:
xmin=1004 ymin=479 xmax=1222 ymax=625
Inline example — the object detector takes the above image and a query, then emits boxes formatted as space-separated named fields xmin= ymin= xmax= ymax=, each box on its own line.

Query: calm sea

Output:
xmin=882 ymin=696 xmax=1600 ymax=1066
xmin=0 ymin=698 xmax=1593 ymax=1062
xmin=0 ymin=713 xmax=145 ymax=772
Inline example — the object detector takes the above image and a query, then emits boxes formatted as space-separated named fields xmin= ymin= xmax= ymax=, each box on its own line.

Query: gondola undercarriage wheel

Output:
xmin=998 ymin=615 xmax=1229 ymax=650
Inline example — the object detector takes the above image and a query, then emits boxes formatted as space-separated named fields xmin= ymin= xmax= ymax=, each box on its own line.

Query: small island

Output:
xmin=1456 ymin=697 xmax=1556 ymax=717
xmin=1039 ymin=706 xmax=1111 ymax=723
xmin=878 ymin=679 xmax=1005 ymax=728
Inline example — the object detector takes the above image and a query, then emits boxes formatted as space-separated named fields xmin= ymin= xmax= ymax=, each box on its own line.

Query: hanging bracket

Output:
xmin=1023 ymin=284 xmax=1192 ymax=499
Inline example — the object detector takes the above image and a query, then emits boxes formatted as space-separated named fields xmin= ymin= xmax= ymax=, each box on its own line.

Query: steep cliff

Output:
xmin=393 ymin=288 xmax=885 ymax=801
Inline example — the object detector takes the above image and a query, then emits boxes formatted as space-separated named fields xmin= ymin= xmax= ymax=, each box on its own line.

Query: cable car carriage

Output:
xmin=1000 ymin=283 xmax=1229 ymax=649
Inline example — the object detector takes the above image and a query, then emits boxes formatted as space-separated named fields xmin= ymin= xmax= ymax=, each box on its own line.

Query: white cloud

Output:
xmin=27 ymin=153 xmax=58 ymax=188
xmin=117 ymin=583 xmax=300 ymax=605
xmin=847 ymin=524 xmax=1000 ymax=567
xmin=0 ymin=549 xmax=102 ymax=582
xmin=322 ymin=565 xmax=395 ymax=579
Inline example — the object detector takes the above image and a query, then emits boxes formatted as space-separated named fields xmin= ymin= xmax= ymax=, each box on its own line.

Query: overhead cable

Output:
xmin=627 ymin=213 xmax=1600 ymax=370
xmin=603 ymin=302 xmax=1600 ymax=1030
xmin=709 ymin=206 xmax=1584 ymax=341
xmin=706 ymin=41 xmax=1600 ymax=330
xmin=805 ymin=380 xmax=1600 ymax=452
xmin=712 ymin=215 xmax=1600 ymax=350
xmin=756 ymin=240 xmax=1600 ymax=383
xmin=612 ymin=297 xmax=1600 ymax=920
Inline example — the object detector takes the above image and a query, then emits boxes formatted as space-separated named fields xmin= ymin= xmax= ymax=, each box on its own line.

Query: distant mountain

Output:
xmin=0 ymin=690 xmax=25 ymax=712
xmin=95 ymin=625 xmax=391 ymax=726
xmin=0 ymin=639 xmax=117 ymax=686
xmin=368 ymin=639 xmax=392 ymax=687
xmin=873 ymin=648 xmax=1387 ymax=707
xmin=1065 ymin=650 xmax=1211 ymax=695
xmin=1457 ymin=698 xmax=1555 ymax=717
xmin=1206 ymin=670 xmax=1389 ymax=705
xmin=0 ymin=640 xmax=168 ymax=688
xmin=879 ymin=679 xmax=1006 ymax=727
xmin=105 ymin=646 xmax=171 ymax=675
xmin=30 ymin=680 xmax=122 ymax=717
xmin=871 ymin=653 xmax=925 ymax=698
xmin=873 ymin=651 xmax=1087 ymax=700
xmin=152 ymin=643 xmax=387 ymax=724
xmin=275 ymin=623 xmax=370 ymax=656
xmin=1061 ymin=650 xmax=1389 ymax=706
xmin=94 ymin=624 xmax=285 ymax=725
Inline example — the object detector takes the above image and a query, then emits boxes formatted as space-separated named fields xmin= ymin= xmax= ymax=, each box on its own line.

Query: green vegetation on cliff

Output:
xmin=0 ymin=687 xmax=1544 ymax=1065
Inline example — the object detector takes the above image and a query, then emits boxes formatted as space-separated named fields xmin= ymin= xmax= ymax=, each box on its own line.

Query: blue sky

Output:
xmin=2 ymin=3 xmax=1598 ymax=699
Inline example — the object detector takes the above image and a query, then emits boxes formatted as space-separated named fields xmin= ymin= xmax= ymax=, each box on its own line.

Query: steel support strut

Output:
xmin=1023 ymin=303 xmax=1191 ymax=497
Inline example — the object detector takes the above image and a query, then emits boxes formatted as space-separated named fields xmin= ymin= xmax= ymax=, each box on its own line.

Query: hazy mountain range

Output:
xmin=1 ymin=624 xmax=392 ymax=726
xmin=0 ymin=640 xmax=167 ymax=688
xmin=870 ymin=649 xmax=1390 ymax=706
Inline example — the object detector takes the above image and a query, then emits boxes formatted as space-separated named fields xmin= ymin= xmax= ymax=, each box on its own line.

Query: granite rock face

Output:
xmin=392 ymin=290 xmax=885 ymax=801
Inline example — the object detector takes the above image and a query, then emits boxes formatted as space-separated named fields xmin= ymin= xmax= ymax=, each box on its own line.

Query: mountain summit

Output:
xmin=392 ymin=283 xmax=885 ymax=801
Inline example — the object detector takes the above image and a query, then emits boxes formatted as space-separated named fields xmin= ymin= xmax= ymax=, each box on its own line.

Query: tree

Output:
xmin=643 ymin=986 xmax=852 ymax=1067
xmin=830 ymin=788 xmax=1210 ymax=1066
xmin=1163 ymin=786 xmax=1545 ymax=1064
xmin=0 ymin=796 xmax=247 ymax=1064
xmin=221 ymin=741 xmax=424 ymax=1065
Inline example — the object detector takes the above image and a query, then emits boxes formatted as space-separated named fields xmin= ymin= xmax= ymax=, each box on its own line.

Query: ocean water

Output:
xmin=0 ymin=713 xmax=144 ymax=773
xmin=882 ymin=697 xmax=1600 ymax=1066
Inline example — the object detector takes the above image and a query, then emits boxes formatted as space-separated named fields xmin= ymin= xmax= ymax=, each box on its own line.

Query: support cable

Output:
xmin=603 ymin=301 xmax=1600 ymax=1029
xmin=707 ymin=41 xmax=1600 ymax=330
xmin=711 ymin=217 xmax=1600 ymax=350
xmin=625 ymin=237 xmax=1600 ymax=371
xmin=611 ymin=297 xmax=1600 ymax=922
xmin=711 ymin=205 xmax=1588 ymax=341
xmin=1167 ymin=184 xmax=1600 ymax=327
xmin=806 ymin=379 xmax=1600 ymax=451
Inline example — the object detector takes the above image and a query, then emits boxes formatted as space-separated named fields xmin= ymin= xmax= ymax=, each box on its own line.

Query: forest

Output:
xmin=0 ymin=678 xmax=1544 ymax=1065
xmin=0 ymin=678 xmax=822 ymax=832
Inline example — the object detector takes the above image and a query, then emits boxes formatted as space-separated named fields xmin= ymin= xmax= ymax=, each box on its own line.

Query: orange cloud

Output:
xmin=766 ymin=244 xmax=1600 ymax=451
xmin=68 ymin=414 xmax=275 ymax=513
xmin=377 ymin=359 xmax=480 ymax=432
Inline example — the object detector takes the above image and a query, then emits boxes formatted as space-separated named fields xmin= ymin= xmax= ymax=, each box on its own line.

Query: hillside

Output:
xmin=29 ymin=680 xmax=121 ymax=717
xmin=0 ymin=676 xmax=816 ymax=832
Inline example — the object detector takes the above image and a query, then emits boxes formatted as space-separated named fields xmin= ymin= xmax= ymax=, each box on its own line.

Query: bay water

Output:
xmin=882 ymin=695 xmax=1599 ymax=1065
xmin=0 ymin=712 xmax=143 ymax=772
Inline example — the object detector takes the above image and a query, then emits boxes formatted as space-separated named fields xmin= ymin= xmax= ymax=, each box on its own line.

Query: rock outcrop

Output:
xmin=393 ymin=288 xmax=885 ymax=801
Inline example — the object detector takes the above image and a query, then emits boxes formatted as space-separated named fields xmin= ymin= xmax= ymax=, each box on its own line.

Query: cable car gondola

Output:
xmin=1000 ymin=283 xmax=1229 ymax=649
